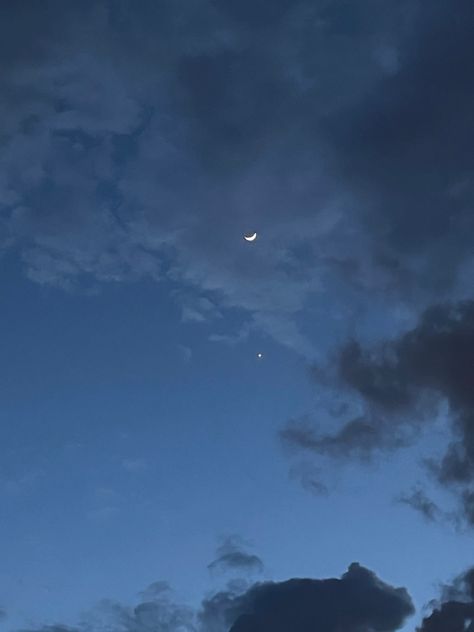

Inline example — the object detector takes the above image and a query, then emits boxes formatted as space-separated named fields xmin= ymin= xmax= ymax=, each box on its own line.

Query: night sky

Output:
xmin=0 ymin=2 xmax=473 ymax=631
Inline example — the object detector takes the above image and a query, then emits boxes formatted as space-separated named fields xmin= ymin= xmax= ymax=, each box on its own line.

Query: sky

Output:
xmin=0 ymin=1 xmax=473 ymax=631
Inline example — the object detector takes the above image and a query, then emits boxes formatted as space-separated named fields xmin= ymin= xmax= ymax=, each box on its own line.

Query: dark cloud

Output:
xmin=290 ymin=300 xmax=474 ymax=520
xmin=418 ymin=566 xmax=474 ymax=632
xmin=322 ymin=0 xmax=474 ymax=292
xmin=282 ymin=415 xmax=410 ymax=461
xmin=338 ymin=301 xmax=474 ymax=483
xmin=208 ymin=537 xmax=264 ymax=575
xmin=396 ymin=487 xmax=443 ymax=523
xmin=16 ymin=564 xmax=414 ymax=632
xmin=201 ymin=562 xmax=414 ymax=632
xmin=2 ymin=0 xmax=471 ymax=353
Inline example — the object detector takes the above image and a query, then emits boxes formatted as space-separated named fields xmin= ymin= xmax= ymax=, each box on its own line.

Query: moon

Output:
xmin=244 ymin=232 xmax=258 ymax=242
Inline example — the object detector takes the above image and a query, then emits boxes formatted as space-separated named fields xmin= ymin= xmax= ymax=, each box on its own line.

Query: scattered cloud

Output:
xmin=396 ymin=487 xmax=443 ymax=523
xmin=138 ymin=581 xmax=171 ymax=602
xmin=281 ymin=415 xmax=411 ymax=462
xmin=284 ymin=301 xmax=474 ymax=524
xmin=208 ymin=536 xmax=264 ymax=575
xmin=16 ymin=562 xmax=418 ymax=632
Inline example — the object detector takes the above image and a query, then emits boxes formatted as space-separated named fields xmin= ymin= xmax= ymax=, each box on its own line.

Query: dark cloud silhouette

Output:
xmin=339 ymin=301 xmax=474 ymax=487
xmin=288 ymin=301 xmax=474 ymax=520
xmin=208 ymin=536 xmax=264 ymax=575
xmin=201 ymin=562 xmax=414 ymax=632
xmin=418 ymin=566 xmax=474 ymax=631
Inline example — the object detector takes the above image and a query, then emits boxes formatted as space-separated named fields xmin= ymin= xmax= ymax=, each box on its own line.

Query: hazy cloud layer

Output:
xmin=1 ymin=1 xmax=472 ymax=353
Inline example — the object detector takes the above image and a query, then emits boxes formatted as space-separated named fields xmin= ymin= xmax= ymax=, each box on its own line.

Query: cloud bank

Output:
xmin=1 ymin=1 xmax=472 ymax=354
xmin=18 ymin=563 xmax=414 ymax=632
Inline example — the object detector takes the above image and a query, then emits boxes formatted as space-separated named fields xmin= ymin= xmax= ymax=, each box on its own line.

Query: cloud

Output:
xmin=16 ymin=563 xmax=415 ymax=632
xmin=321 ymin=0 xmax=474 ymax=297
xmin=82 ymin=595 xmax=196 ymax=632
xmin=396 ymin=487 xmax=443 ymax=523
xmin=287 ymin=300 xmax=474 ymax=522
xmin=288 ymin=461 xmax=328 ymax=496
xmin=208 ymin=536 xmax=264 ymax=575
xmin=418 ymin=566 xmax=474 ymax=631
xmin=2 ymin=1 xmax=472 ymax=355
xmin=200 ymin=562 xmax=414 ymax=632
xmin=281 ymin=415 xmax=411 ymax=462
xmin=138 ymin=581 xmax=171 ymax=602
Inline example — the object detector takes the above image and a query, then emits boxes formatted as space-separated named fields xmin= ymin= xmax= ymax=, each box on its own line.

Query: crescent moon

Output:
xmin=244 ymin=232 xmax=258 ymax=242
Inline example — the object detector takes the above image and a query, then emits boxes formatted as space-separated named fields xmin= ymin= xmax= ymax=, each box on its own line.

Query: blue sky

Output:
xmin=0 ymin=2 xmax=473 ymax=632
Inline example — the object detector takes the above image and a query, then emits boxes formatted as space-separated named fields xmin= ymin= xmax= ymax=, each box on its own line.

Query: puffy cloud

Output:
xmin=418 ymin=566 xmax=474 ymax=632
xmin=200 ymin=562 xmax=414 ymax=632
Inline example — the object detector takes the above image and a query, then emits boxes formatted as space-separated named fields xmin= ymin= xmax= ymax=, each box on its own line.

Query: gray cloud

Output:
xmin=288 ymin=461 xmax=328 ymax=496
xmin=200 ymin=562 xmax=414 ymax=632
xmin=2 ymin=1 xmax=471 ymax=354
xmin=282 ymin=415 xmax=411 ymax=462
xmin=286 ymin=301 xmax=474 ymax=522
xmin=396 ymin=487 xmax=443 ymax=523
xmin=321 ymin=0 xmax=474 ymax=296
xmin=208 ymin=536 xmax=264 ymax=575
xmin=18 ymin=562 xmax=474 ymax=632
xmin=418 ymin=566 xmax=474 ymax=632
xmin=16 ymin=563 xmax=416 ymax=632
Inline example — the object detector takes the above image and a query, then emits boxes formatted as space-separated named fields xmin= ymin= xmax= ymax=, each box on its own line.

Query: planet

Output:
xmin=244 ymin=232 xmax=258 ymax=242
xmin=257 ymin=352 xmax=263 ymax=359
